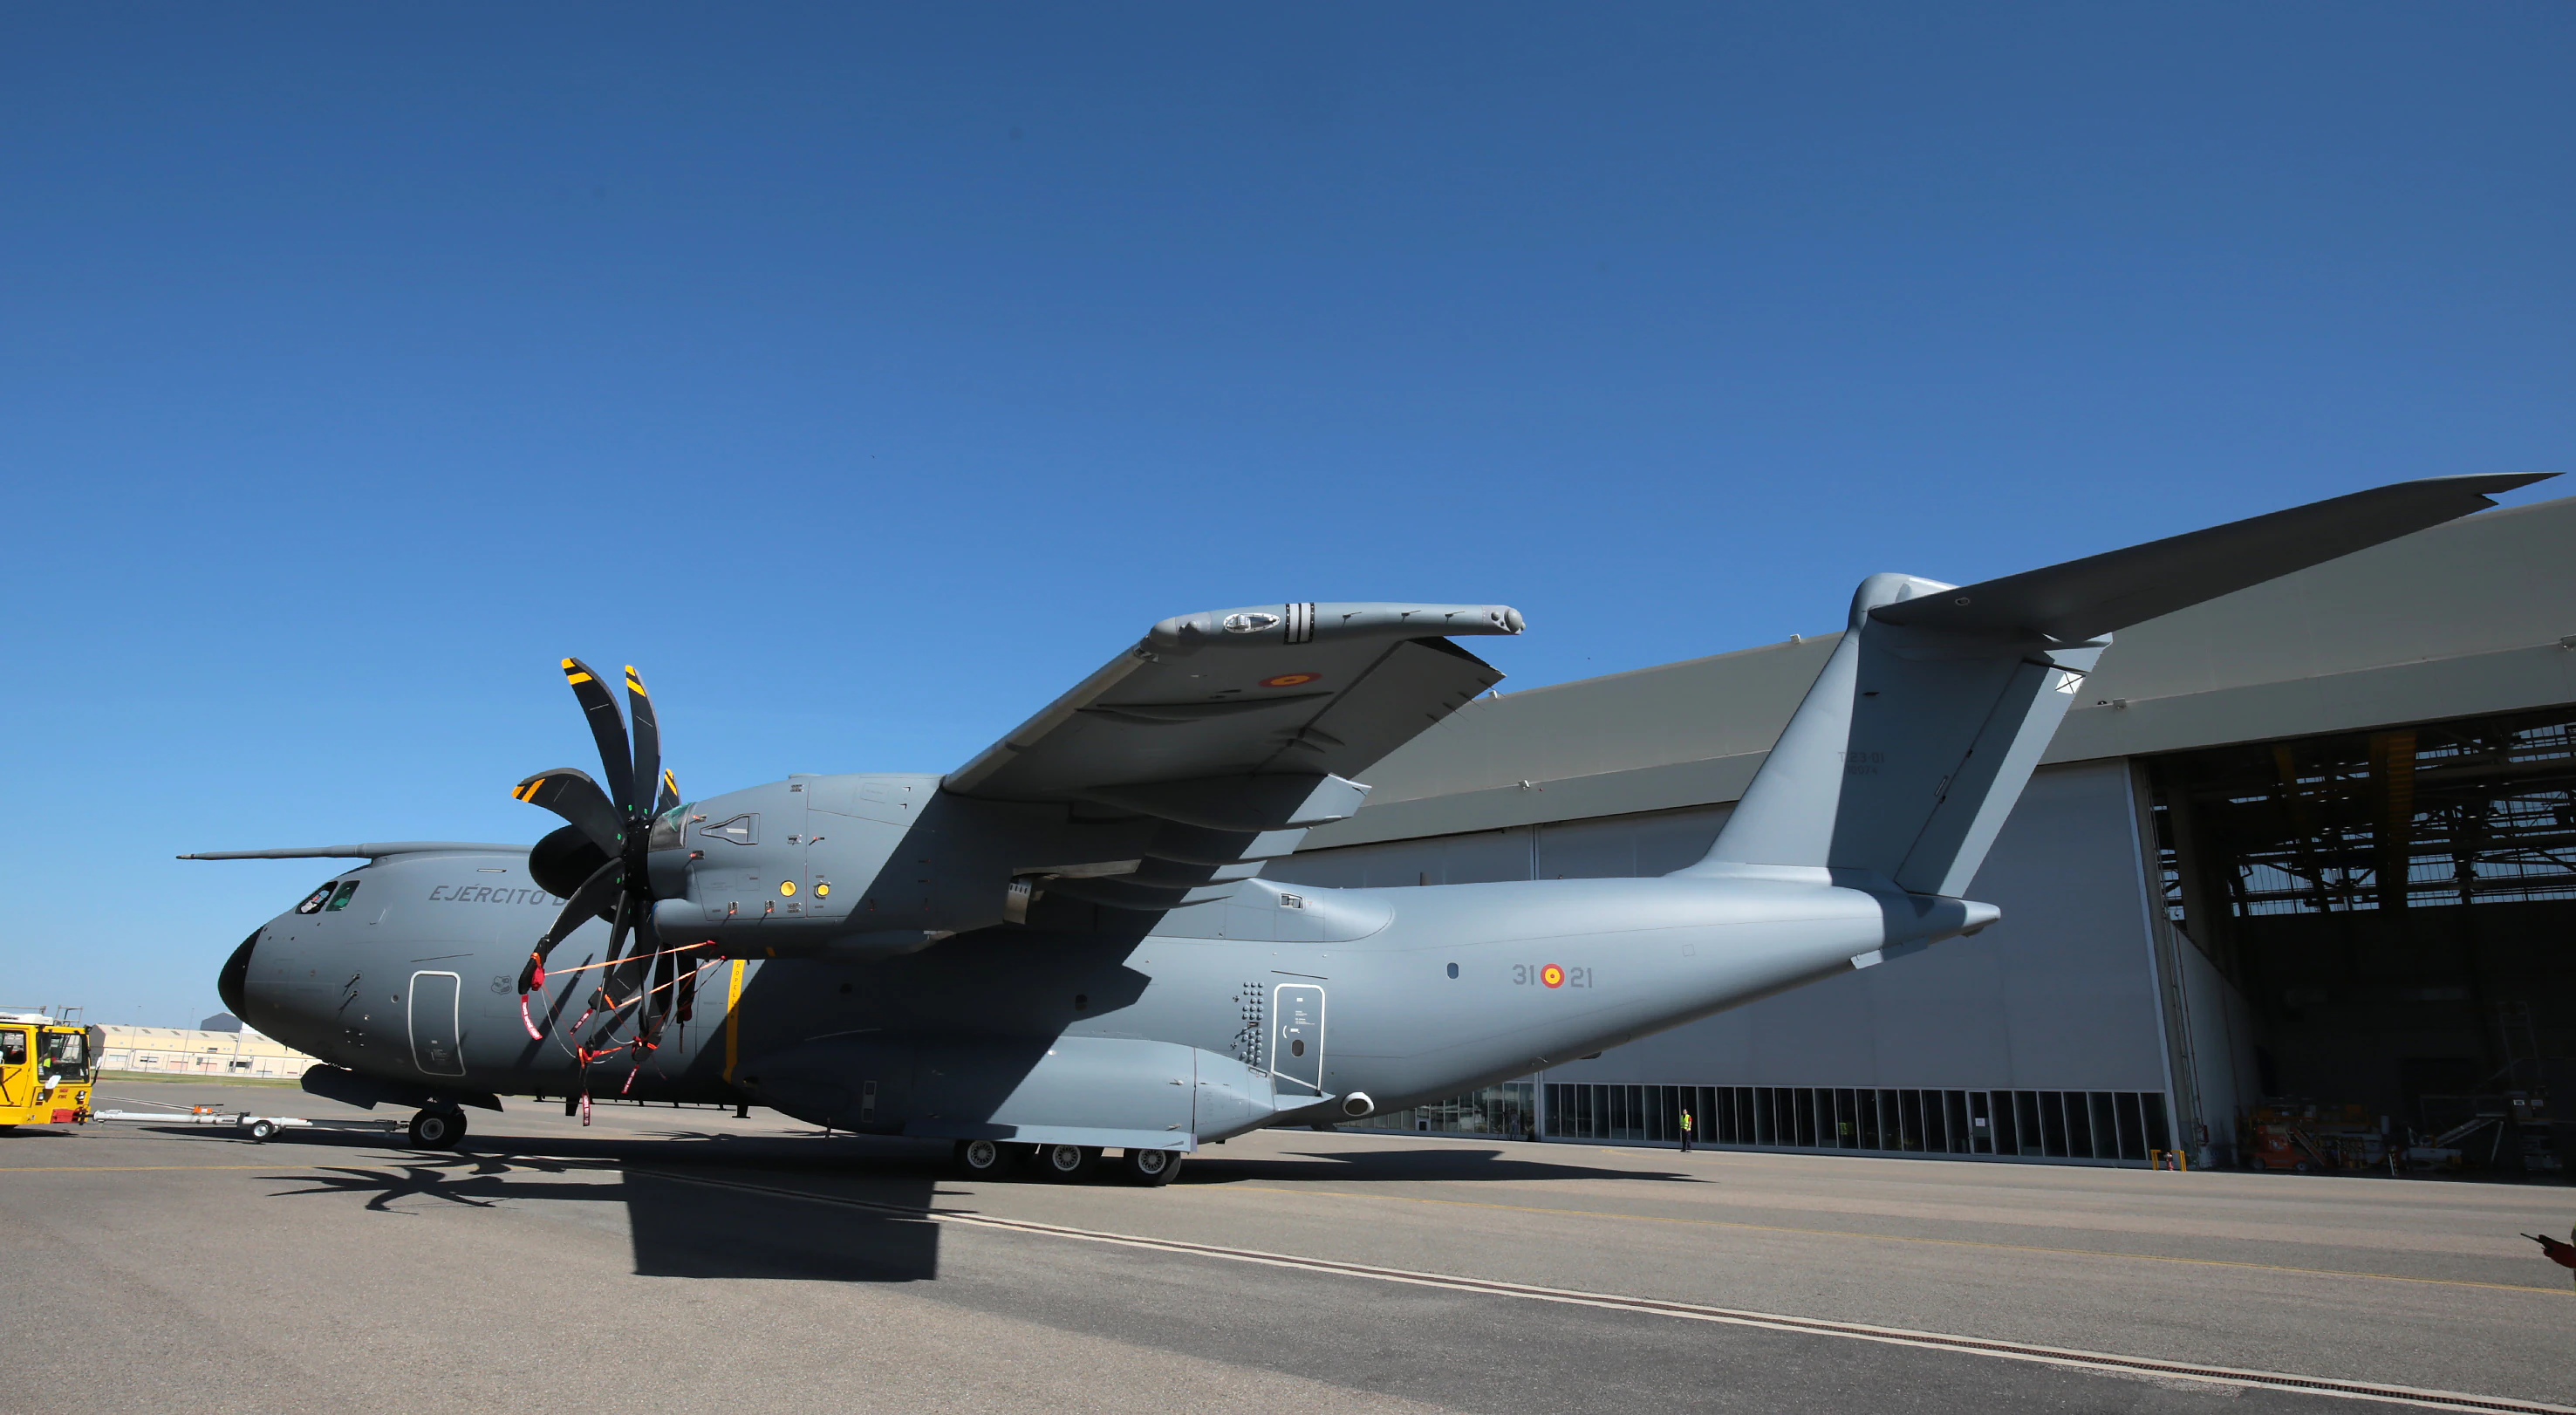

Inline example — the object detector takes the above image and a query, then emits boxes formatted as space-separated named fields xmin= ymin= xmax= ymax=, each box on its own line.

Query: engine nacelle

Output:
xmin=654 ymin=773 xmax=1031 ymax=958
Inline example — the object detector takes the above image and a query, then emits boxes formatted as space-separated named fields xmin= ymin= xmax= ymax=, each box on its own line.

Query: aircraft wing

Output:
xmin=178 ymin=843 xmax=529 ymax=860
xmin=946 ymin=603 xmax=1522 ymax=897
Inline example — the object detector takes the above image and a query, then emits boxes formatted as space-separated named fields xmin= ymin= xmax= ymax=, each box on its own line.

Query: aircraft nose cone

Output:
xmin=216 ymin=928 xmax=258 ymax=1019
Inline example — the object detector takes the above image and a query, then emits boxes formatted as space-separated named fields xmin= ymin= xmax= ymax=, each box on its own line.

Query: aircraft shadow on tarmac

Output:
xmin=1185 ymin=1145 xmax=1701 ymax=1186
xmin=153 ymin=1124 xmax=1689 ymax=1284
xmin=233 ymin=1129 xmax=948 ymax=1283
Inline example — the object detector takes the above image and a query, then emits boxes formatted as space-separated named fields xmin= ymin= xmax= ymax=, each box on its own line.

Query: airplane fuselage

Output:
xmin=225 ymin=831 xmax=1987 ymax=1147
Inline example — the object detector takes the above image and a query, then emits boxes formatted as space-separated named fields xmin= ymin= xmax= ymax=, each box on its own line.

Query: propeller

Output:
xmin=511 ymin=659 xmax=694 ymax=1058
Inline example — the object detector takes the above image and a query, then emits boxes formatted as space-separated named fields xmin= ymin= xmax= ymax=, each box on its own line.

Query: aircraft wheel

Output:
xmin=953 ymin=1138 xmax=1021 ymax=1179
xmin=1038 ymin=1144 xmax=1100 ymax=1181
xmin=1120 ymin=1148 xmax=1182 ymax=1186
xmin=407 ymin=1108 xmax=467 ymax=1150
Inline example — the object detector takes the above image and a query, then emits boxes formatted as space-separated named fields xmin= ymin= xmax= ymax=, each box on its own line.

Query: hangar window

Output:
xmin=1343 ymin=1082 xmax=1536 ymax=1138
xmin=324 ymin=880 xmax=361 ymax=913
xmin=1510 ymin=1082 xmax=2169 ymax=1163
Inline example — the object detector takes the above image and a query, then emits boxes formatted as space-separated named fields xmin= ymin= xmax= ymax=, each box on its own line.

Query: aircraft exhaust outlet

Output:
xmin=1341 ymin=1093 xmax=1376 ymax=1118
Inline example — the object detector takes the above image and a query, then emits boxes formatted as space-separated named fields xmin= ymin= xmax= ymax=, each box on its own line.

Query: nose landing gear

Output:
xmin=407 ymin=1107 xmax=468 ymax=1150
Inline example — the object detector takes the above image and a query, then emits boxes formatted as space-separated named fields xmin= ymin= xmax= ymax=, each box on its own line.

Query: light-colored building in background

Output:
xmin=98 ymin=1022 xmax=318 ymax=1079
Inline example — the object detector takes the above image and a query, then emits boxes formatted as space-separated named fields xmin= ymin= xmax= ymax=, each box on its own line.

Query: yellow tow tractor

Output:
xmin=0 ymin=1011 xmax=97 ymax=1133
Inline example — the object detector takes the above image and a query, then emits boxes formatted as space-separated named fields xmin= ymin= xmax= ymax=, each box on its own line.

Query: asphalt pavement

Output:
xmin=10 ymin=1078 xmax=2570 ymax=1415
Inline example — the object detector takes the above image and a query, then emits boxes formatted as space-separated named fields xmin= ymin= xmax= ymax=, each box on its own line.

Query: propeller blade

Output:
xmin=624 ymin=666 xmax=661 ymax=821
xmin=584 ymin=896 xmax=649 ymax=1050
xmin=594 ymin=892 xmax=639 ymax=1005
xmin=562 ymin=658 xmax=639 ymax=813
xmin=519 ymin=857 xmax=624 ymax=994
xmin=510 ymin=768 xmax=625 ymax=858
xmin=653 ymin=768 xmax=680 ymax=818
xmin=637 ymin=917 xmax=678 ymax=1047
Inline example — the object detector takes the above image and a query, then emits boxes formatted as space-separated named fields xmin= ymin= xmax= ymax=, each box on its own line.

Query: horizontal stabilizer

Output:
xmin=1693 ymin=472 xmax=2553 ymax=898
xmin=179 ymin=842 xmax=528 ymax=861
xmin=1872 ymin=472 xmax=2555 ymax=644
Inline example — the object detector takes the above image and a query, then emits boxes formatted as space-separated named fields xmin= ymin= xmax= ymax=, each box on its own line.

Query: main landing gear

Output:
xmin=949 ymin=1139 xmax=1185 ymax=1187
xmin=953 ymin=1138 xmax=1017 ymax=1179
xmin=1118 ymin=1146 xmax=1180 ymax=1186
xmin=407 ymin=1107 xmax=468 ymax=1150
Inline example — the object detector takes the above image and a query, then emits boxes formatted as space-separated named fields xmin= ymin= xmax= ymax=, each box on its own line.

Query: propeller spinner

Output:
xmin=511 ymin=659 xmax=687 ymax=1049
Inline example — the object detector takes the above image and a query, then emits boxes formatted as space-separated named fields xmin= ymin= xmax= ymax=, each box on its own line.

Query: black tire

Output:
xmin=407 ymin=1108 xmax=467 ymax=1150
xmin=248 ymin=1119 xmax=280 ymax=1143
xmin=1120 ymin=1148 xmax=1182 ymax=1186
xmin=1039 ymin=1143 xmax=1100 ymax=1181
xmin=953 ymin=1138 xmax=1021 ymax=1179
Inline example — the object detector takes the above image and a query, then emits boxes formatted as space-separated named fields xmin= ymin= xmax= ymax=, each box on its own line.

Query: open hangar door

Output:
xmin=2147 ymin=707 xmax=2576 ymax=1177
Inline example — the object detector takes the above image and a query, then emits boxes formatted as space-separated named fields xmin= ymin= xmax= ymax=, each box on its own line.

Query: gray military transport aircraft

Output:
xmin=193 ymin=475 xmax=2545 ymax=1186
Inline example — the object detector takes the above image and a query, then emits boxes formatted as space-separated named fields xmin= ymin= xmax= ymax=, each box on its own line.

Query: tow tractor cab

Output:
xmin=0 ymin=1012 xmax=98 ymax=1132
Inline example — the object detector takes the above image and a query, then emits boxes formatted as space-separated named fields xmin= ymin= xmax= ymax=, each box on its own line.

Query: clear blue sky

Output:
xmin=3 ymin=4 xmax=2567 ymax=1026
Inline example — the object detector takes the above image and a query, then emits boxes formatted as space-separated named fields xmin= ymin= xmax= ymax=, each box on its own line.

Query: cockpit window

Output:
xmin=648 ymin=808 xmax=687 ymax=851
xmin=295 ymin=881 xmax=338 ymax=914
xmin=324 ymin=879 xmax=361 ymax=912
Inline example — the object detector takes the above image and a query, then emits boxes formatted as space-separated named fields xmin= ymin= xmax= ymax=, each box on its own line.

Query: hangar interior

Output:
xmin=1271 ymin=492 xmax=2576 ymax=1170
xmin=2148 ymin=706 xmax=2576 ymax=1162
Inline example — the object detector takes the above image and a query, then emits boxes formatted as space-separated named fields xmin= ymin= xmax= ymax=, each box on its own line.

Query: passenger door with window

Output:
xmin=409 ymin=971 xmax=465 ymax=1077
xmin=1271 ymin=985 xmax=1326 ymax=1096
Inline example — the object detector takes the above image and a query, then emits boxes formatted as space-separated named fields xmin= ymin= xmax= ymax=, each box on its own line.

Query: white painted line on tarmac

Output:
xmin=639 ymin=1166 xmax=2575 ymax=1415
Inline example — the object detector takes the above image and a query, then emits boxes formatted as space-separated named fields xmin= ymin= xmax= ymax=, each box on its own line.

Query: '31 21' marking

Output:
xmin=1513 ymin=964 xmax=1593 ymax=988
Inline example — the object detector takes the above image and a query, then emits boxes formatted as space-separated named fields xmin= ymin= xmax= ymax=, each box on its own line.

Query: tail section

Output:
xmin=1687 ymin=573 xmax=2098 ymax=896
xmin=1683 ymin=472 xmax=2553 ymax=896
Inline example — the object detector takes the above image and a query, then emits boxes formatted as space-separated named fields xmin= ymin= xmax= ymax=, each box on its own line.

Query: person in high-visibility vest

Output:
xmin=1679 ymin=1107 xmax=1694 ymax=1152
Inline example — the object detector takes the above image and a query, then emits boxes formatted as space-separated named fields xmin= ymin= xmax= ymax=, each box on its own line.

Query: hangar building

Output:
xmin=1268 ymin=493 xmax=2576 ymax=1168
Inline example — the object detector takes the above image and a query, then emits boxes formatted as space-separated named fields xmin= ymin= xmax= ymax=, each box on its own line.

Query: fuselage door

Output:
xmin=1271 ymin=984 xmax=1325 ymax=1095
xmin=408 ymin=971 xmax=465 ymax=1077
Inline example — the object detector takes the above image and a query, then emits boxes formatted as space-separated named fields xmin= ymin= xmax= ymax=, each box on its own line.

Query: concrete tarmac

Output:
xmin=10 ymin=1079 xmax=2571 ymax=1414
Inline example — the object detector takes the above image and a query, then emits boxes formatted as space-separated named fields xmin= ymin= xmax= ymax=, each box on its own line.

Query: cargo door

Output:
xmin=408 ymin=971 xmax=465 ymax=1077
xmin=1271 ymin=984 xmax=1325 ymax=1096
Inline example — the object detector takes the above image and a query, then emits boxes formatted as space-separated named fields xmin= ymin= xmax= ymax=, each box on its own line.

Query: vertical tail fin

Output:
xmin=1680 ymin=473 xmax=2553 ymax=895
xmin=1685 ymin=573 xmax=2099 ymax=896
